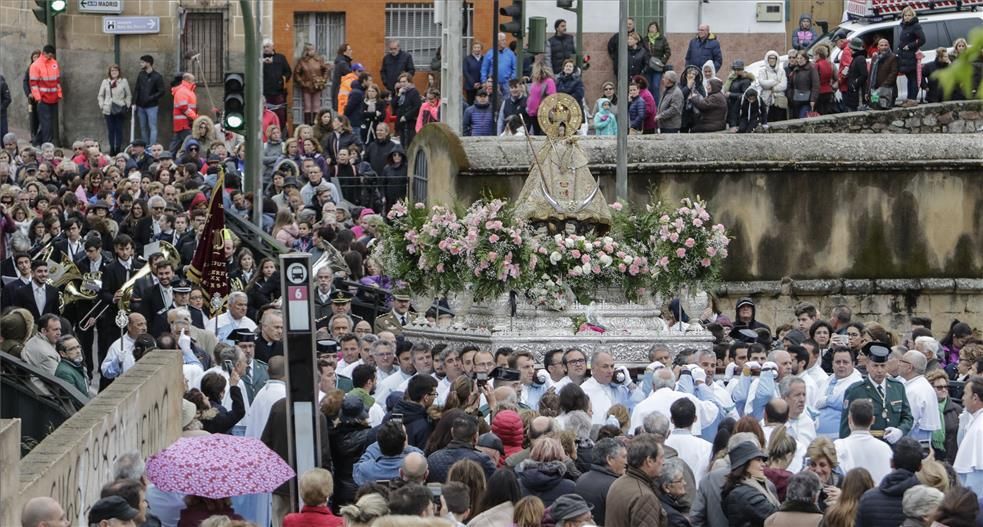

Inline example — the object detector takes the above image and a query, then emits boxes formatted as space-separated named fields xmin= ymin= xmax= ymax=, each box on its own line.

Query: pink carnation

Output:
xmin=581 ymin=255 xmax=591 ymax=264
xmin=487 ymin=251 xmax=498 ymax=262
xmin=701 ymin=258 xmax=712 ymax=267
xmin=676 ymin=248 xmax=687 ymax=258
xmin=489 ymin=234 xmax=500 ymax=243
xmin=684 ymin=238 xmax=695 ymax=248
xmin=707 ymin=246 xmax=717 ymax=257
xmin=669 ymin=233 xmax=679 ymax=243
xmin=610 ymin=202 xmax=623 ymax=211
xmin=571 ymin=249 xmax=581 ymax=259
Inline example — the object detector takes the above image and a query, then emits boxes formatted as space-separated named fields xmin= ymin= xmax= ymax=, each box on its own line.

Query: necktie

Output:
xmin=826 ymin=377 xmax=837 ymax=396
xmin=399 ymin=315 xmax=406 ymax=325
xmin=877 ymin=384 xmax=885 ymax=399
xmin=162 ymin=287 xmax=173 ymax=308
xmin=34 ymin=286 xmax=46 ymax=313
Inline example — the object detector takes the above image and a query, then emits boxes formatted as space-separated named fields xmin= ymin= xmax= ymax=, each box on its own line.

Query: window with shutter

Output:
xmin=628 ymin=0 xmax=666 ymax=33
xmin=385 ymin=2 xmax=475 ymax=71
xmin=181 ymin=10 xmax=227 ymax=86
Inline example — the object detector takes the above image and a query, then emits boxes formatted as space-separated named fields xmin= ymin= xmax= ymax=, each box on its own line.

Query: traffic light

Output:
xmin=500 ymin=0 xmax=524 ymax=38
xmin=223 ymin=73 xmax=245 ymax=132
xmin=33 ymin=0 xmax=67 ymax=25
xmin=557 ymin=0 xmax=574 ymax=8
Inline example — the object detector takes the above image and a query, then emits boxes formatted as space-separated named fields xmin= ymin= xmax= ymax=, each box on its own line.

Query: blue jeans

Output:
xmin=105 ymin=113 xmax=125 ymax=154
xmin=648 ymin=71 xmax=663 ymax=102
xmin=136 ymin=105 xmax=158 ymax=145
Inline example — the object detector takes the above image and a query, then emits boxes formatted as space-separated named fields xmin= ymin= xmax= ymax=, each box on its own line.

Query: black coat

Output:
xmin=427 ymin=440 xmax=497 ymax=483
xmin=897 ymin=18 xmax=926 ymax=73
xmin=463 ymin=54 xmax=483 ymax=92
xmin=855 ymin=469 xmax=920 ymax=527
xmin=845 ymin=52 xmax=870 ymax=109
xmin=385 ymin=399 xmax=432 ymax=450
xmin=365 ymin=137 xmax=397 ymax=177
xmin=393 ymin=87 xmax=422 ymax=133
xmin=722 ymin=480 xmax=779 ymax=527
xmin=658 ymin=490 xmax=692 ymax=527
xmin=344 ymin=81 xmax=365 ymax=130
xmin=627 ymin=46 xmax=651 ymax=78
xmin=201 ymin=386 xmax=246 ymax=434
xmin=548 ymin=33 xmax=577 ymax=74
xmin=574 ymin=464 xmax=619 ymax=525
xmin=329 ymin=420 xmax=376 ymax=505
xmin=921 ymin=58 xmax=948 ymax=103
xmin=12 ymin=282 xmax=59 ymax=320
xmin=323 ymin=130 xmax=363 ymax=166
xmin=381 ymin=51 xmax=415 ymax=92
xmin=940 ymin=397 xmax=962 ymax=464
xmin=134 ymin=69 xmax=165 ymax=108
xmin=255 ymin=336 xmax=283 ymax=363
xmin=262 ymin=52 xmax=292 ymax=97
xmin=517 ymin=460 xmax=577 ymax=508
xmin=142 ymin=283 xmax=174 ymax=338
xmin=262 ymin=398 xmax=333 ymax=497
xmin=381 ymin=146 xmax=407 ymax=208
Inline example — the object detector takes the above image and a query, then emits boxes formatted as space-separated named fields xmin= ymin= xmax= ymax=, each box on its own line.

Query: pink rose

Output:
xmin=610 ymin=201 xmax=623 ymax=211
xmin=581 ymin=254 xmax=591 ymax=264
xmin=571 ymin=249 xmax=581 ymax=259
xmin=676 ymin=248 xmax=687 ymax=258
xmin=619 ymin=263 xmax=627 ymax=272
xmin=487 ymin=251 xmax=498 ymax=262
xmin=684 ymin=238 xmax=695 ymax=248
xmin=489 ymin=234 xmax=500 ymax=243
xmin=693 ymin=218 xmax=704 ymax=227
xmin=592 ymin=265 xmax=601 ymax=274
xmin=701 ymin=258 xmax=712 ymax=267
xmin=707 ymin=246 xmax=717 ymax=257
xmin=669 ymin=233 xmax=679 ymax=243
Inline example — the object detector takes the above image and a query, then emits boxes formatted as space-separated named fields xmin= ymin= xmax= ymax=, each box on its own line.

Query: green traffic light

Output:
xmin=225 ymin=113 xmax=244 ymax=130
xmin=51 ymin=0 xmax=67 ymax=13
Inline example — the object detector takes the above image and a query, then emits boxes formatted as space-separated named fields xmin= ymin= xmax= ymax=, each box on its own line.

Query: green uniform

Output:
xmin=839 ymin=376 xmax=913 ymax=439
xmin=373 ymin=312 xmax=406 ymax=335
xmin=55 ymin=359 xmax=89 ymax=396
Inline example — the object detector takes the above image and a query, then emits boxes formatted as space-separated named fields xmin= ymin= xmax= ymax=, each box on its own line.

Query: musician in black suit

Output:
xmin=96 ymin=234 xmax=144 ymax=370
xmin=54 ymin=218 xmax=86 ymax=263
xmin=143 ymin=260 xmax=177 ymax=338
xmin=69 ymin=237 xmax=112 ymax=372
xmin=74 ymin=237 xmax=113 ymax=274
xmin=130 ymin=252 xmax=164 ymax=316
xmin=13 ymin=260 xmax=60 ymax=320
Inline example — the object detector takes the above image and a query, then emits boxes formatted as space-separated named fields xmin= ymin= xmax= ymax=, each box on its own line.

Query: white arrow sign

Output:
xmin=79 ymin=0 xmax=122 ymax=14
xmin=103 ymin=16 xmax=160 ymax=34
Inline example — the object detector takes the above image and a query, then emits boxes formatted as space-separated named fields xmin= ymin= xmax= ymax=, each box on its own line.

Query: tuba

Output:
xmin=53 ymin=254 xmax=99 ymax=311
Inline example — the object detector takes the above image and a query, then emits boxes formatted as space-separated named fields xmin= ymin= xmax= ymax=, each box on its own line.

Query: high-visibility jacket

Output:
xmin=337 ymin=72 xmax=358 ymax=115
xmin=171 ymin=80 xmax=198 ymax=132
xmin=29 ymin=55 xmax=62 ymax=105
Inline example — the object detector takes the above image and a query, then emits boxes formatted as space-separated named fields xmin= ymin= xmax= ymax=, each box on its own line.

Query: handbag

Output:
xmin=111 ymin=102 xmax=127 ymax=115
xmin=648 ymin=56 xmax=664 ymax=72
xmin=792 ymin=89 xmax=811 ymax=103
xmin=876 ymin=87 xmax=893 ymax=109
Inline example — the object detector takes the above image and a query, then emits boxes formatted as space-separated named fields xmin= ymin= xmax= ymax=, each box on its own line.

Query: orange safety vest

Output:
xmin=29 ymin=56 xmax=62 ymax=105
xmin=337 ymin=72 xmax=358 ymax=115
xmin=171 ymin=80 xmax=199 ymax=132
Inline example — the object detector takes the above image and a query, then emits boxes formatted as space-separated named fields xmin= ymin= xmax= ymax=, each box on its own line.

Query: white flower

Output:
xmin=599 ymin=254 xmax=613 ymax=267
xmin=549 ymin=251 xmax=562 ymax=264
xmin=581 ymin=263 xmax=592 ymax=275
xmin=564 ymin=238 xmax=576 ymax=248
xmin=623 ymin=255 xmax=634 ymax=265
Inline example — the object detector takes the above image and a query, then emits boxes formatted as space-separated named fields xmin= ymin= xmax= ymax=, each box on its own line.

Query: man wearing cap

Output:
xmin=233 ymin=328 xmax=269 ymax=402
xmin=135 ymin=55 xmax=164 ymax=146
xmin=840 ymin=342 xmax=913 ymax=442
xmin=733 ymin=297 xmax=770 ymax=333
xmin=330 ymin=289 xmax=364 ymax=325
xmin=605 ymin=433 xmax=666 ymax=527
xmin=725 ymin=60 xmax=753 ymax=129
xmin=374 ymin=288 xmax=413 ymax=335
xmin=549 ymin=494 xmax=594 ymax=527
xmin=88 ymin=495 xmax=140 ymax=526
xmin=475 ymin=431 xmax=505 ymax=467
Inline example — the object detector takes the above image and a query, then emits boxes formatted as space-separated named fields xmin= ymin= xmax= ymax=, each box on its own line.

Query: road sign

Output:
xmin=79 ymin=0 xmax=122 ymax=14
xmin=102 ymin=16 xmax=159 ymax=34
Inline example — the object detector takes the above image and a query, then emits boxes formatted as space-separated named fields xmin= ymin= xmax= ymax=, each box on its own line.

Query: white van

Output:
xmin=746 ymin=8 xmax=983 ymax=101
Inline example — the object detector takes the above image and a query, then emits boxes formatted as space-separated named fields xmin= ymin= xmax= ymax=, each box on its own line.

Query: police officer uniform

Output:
xmin=330 ymin=290 xmax=364 ymax=325
xmin=230 ymin=328 xmax=268 ymax=403
xmin=373 ymin=289 xmax=414 ymax=335
xmin=839 ymin=342 xmax=914 ymax=440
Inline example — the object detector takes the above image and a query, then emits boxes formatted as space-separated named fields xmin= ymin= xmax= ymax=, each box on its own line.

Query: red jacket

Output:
xmin=171 ymin=80 xmax=198 ymax=132
xmin=816 ymin=58 xmax=835 ymax=94
xmin=29 ymin=55 xmax=62 ymax=104
xmin=283 ymin=506 xmax=343 ymax=527
xmin=262 ymin=108 xmax=280 ymax=141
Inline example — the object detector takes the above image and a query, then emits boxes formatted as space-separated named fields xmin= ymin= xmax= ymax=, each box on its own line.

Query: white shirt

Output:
xmin=629 ymin=387 xmax=719 ymax=434
xmin=102 ymin=334 xmax=137 ymax=378
xmin=338 ymin=358 xmax=363 ymax=377
xmin=955 ymin=408 xmax=983 ymax=481
xmin=904 ymin=375 xmax=943 ymax=433
xmin=797 ymin=371 xmax=820 ymax=411
xmin=786 ymin=412 xmax=817 ymax=473
xmin=244 ymin=380 xmax=286 ymax=438
xmin=665 ymin=428 xmax=714 ymax=484
xmin=581 ymin=377 xmax=631 ymax=426
xmin=835 ymin=430 xmax=894 ymax=485
xmin=375 ymin=368 xmax=414 ymax=404
xmin=197 ymin=366 xmax=252 ymax=425
xmin=206 ymin=312 xmax=257 ymax=343
xmin=805 ymin=362 xmax=829 ymax=387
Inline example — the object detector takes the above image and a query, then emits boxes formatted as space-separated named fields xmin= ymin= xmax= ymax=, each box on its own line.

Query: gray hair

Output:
xmin=593 ymin=438 xmax=625 ymax=467
xmin=262 ymin=37 xmax=274 ymax=47
xmin=10 ymin=232 xmax=30 ymax=252
xmin=648 ymin=344 xmax=670 ymax=362
xmin=657 ymin=458 xmax=685 ymax=489
xmin=147 ymin=195 xmax=166 ymax=208
xmin=113 ymin=451 xmax=146 ymax=481
xmin=903 ymin=350 xmax=927 ymax=374
xmin=779 ymin=376 xmax=806 ymax=398
xmin=664 ymin=70 xmax=679 ymax=83
xmin=328 ymin=313 xmax=354 ymax=328
xmin=767 ymin=349 xmax=790 ymax=363
xmin=565 ymin=410 xmax=592 ymax=440
xmin=786 ymin=471 xmax=822 ymax=504
xmin=228 ymin=291 xmax=248 ymax=305
xmin=915 ymin=336 xmax=940 ymax=356
xmin=902 ymin=485 xmax=944 ymax=519
xmin=590 ymin=350 xmax=612 ymax=369
xmin=643 ymin=412 xmax=671 ymax=440
xmin=169 ymin=307 xmax=192 ymax=324
xmin=371 ymin=339 xmax=393 ymax=355
xmin=696 ymin=350 xmax=716 ymax=364
xmin=652 ymin=369 xmax=676 ymax=391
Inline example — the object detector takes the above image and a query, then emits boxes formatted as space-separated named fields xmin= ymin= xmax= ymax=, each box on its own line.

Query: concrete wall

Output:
xmin=0 ymin=419 xmax=20 ymax=524
xmin=2 ymin=351 xmax=183 ymax=527
xmin=411 ymin=129 xmax=983 ymax=281
xmin=766 ymin=100 xmax=983 ymax=134
xmin=0 ymin=0 xmax=272 ymax=147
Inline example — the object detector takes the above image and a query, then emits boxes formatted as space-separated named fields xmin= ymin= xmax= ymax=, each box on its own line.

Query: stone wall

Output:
xmin=0 ymin=420 xmax=19 ymax=525
xmin=765 ymin=100 xmax=983 ymax=134
xmin=712 ymin=278 xmax=983 ymax=338
xmin=2 ymin=351 xmax=183 ymax=526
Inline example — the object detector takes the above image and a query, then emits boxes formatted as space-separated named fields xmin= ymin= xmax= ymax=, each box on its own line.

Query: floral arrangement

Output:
xmin=378 ymin=196 xmax=730 ymax=310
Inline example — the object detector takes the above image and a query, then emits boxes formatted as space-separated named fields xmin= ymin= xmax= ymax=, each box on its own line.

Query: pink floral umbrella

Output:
xmin=146 ymin=434 xmax=294 ymax=498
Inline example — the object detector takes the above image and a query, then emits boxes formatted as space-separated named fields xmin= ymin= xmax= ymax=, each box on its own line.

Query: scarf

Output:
xmin=648 ymin=33 xmax=661 ymax=46
xmin=932 ymin=399 xmax=947 ymax=451
xmin=744 ymin=475 xmax=781 ymax=508
xmin=351 ymin=387 xmax=375 ymax=409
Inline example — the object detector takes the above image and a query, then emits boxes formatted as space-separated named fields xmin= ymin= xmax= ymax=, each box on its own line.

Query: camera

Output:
xmin=533 ymin=369 xmax=549 ymax=385
xmin=475 ymin=372 xmax=488 ymax=387
xmin=427 ymin=482 xmax=443 ymax=514
xmin=613 ymin=366 xmax=628 ymax=385
xmin=222 ymin=360 xmax=233 ymax=374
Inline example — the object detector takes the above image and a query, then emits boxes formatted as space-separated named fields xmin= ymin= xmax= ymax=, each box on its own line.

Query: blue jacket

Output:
xmin=685 ymin=35 xmax=723 ymax=70
xmin=481 ymin=48 xmax=517 ymax=85
xmin=463 ymin=101 xmax=495 ymax=136
xmin=628 ymin=96 xmax=646 ymax=130
xmin=427 ymin=440 xmax=497 ymax=483
xmin=352 ymin=442 xmax=424 ymax=486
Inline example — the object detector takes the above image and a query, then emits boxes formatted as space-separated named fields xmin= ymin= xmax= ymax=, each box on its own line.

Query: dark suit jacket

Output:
xmin=143 ymin=283 xmax=175 ymax=337
xmin=74 ymin=252 xmax=113 ymax=274
xmin=1 ymin=277 xmax=31 ymax=311
xmin=54 ymin=237 xmax=86 ymax=262
xmin=13 ymin=282 xmax=60 ymax=320
xmin=255 ymin=338 xmax=283 ymax=363
xmin=189 ymin=306 xmax=206 ymax=329
xmin=132 ymin=217 xmax=155 ymax=251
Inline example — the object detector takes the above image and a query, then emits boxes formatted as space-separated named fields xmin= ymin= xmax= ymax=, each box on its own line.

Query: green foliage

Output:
xmin=935 ymin=27 xmax=983 ymax=99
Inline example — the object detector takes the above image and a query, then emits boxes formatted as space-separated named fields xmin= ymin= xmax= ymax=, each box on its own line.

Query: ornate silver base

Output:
xmin=403 ymin=291 xmax=714 ymax=366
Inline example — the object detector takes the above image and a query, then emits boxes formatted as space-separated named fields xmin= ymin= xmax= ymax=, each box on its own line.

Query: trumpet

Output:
xmin=78 ymin=241 xmax=181 ymax=331
xmin=31 ymin=235 xmax=59 ymax=262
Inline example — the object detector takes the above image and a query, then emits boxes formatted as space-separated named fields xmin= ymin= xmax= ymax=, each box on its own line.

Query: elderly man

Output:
xmin=630 ymin=367 xmax=720 ymax=435
xmin=372 ymin=339 xmax=398 ymax=381
xmin=313 ymin=266 xmax=334 ymax=322
xmin=380 ymin=40 xmax=415 ymax=92
xmin=915 ymin=336 xmax=942 ymax=373
xmin=781 ymin=376 xmax=816 ymax=473
xmin=168 ymin=307 xmax=211 ymax=367
xmin=256 ymin=310 xmax=284 ymax=362
xmin=580 ymin=351 xmax=638 ymax=425
xmin=899 ymin=350 xmax=943 ymax=442
xmin=685 ymin=24 xmax=723 ymax=73
xmin=20 ymin=496 xmax=68 ymax=527
xmin=835 ymin=399 xmax=894 ymax=485
xmin=54 ymin=334 xmax=90 ymax=396
xmin=329 ymin=314 xmax=354 ymax=340
xmin=207 ymin=291 xmax=256 ymax=344
xmin=575 ymin=437 xmax=626 ymax=525
xmin=605 ymin=434 xmax=665 ymax=527
xmin=100 ymin=313 xmax=148 ymax=382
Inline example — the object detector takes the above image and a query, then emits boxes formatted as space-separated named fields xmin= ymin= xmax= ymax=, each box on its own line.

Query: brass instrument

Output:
xmin=31 ymin=236 xmax=58 ymax=262
xmin=78 ymin=241 xmax=181 ymax=330
xmin=53 ymin=253 xmax=100 ymax=311
xmin=311 ymin=249 xmax=333 ymax=277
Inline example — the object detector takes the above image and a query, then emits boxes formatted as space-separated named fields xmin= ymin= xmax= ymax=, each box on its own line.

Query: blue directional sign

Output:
xmin=102 ymin=16 xmax=159 ymax=34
